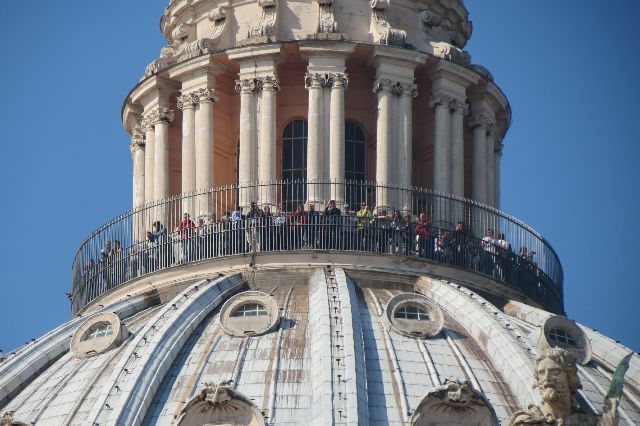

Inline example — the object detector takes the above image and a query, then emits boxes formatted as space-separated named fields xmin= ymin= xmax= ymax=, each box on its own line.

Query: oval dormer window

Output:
xmin=71 ymin=312 xmax=127 ymax=358
xmin=384 ymin=294 xmax=444 ymax=339
xmin=220 ymin=291 xmax=280 ymax=337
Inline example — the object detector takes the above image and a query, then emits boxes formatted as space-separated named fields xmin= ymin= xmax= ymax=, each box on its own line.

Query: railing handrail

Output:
xmin=71 ymin=180 xmax=564 ymax=313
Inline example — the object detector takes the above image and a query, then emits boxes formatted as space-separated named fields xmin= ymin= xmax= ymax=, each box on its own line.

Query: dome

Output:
xmin=1 ymin=269 xmax=639 ymax=425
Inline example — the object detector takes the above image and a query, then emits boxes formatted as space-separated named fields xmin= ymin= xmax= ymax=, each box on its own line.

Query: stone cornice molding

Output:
xmin=467 ymin=111 xmax=495 ymax=129
xmin=304 ymin=72 xmax=329 ymax=89
xmin=193 ymin=87 xmax=219 ymax=104
xmin=430 ymin=41 xmax=471 ymax=66
xmin=327 ymin=72 xmax=349 ymax=89
xmin=318 ymin=0 xmax=338 ymax=33
xmin=429 ymin=94 xmax=453 ymax=109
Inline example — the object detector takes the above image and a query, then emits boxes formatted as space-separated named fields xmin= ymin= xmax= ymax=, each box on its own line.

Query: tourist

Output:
xmin=261 ymin=206 xmax=273 ymax=252
xmin=482 ymin=228 xmax=497 ymax=275
xmin=402 ymin=213 xmax=413 ymax=256
xmin=375 ymin=210 xmax=390 ymax=253
xmin=246 ymin=202 xmax=263 ymax=252
xmin=389 ymin=210 xmax=404 ymax=255
xmin=342 ymin=205 xmax=356 ymax=250
xmin=415 ymin=213 xmax=432 ymax=258
xmin=305 ymin=203 xmax=319 ymax=249
xmin=453 ymin=221 xmax=467 ymax=267
xmin=178 ymin=213 xmax=196 ymax=263
xmin=290 ymin=204 xmax=306 ymax=249
xmin=356 ymin=202 xmax=373 ymax=251
xmin=324 ymin=200 xmax=341 ymax=249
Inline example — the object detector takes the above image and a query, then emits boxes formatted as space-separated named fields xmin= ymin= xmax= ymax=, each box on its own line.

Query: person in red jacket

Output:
xmin=178 ymin=212 xmax=196 ymax=263
xmin=414 ymin=213 xmax=432 ymax=258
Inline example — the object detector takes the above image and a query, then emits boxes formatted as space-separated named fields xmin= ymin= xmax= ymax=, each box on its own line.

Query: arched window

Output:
xmin=345 ymin=122 xmax=366 ymax=208
xmin=282 ymin=119 xmax=308 ymax=211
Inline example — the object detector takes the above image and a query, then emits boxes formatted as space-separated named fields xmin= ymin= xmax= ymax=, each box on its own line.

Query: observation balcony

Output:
xmin=71 ymin=181 xmax=563 ymax=315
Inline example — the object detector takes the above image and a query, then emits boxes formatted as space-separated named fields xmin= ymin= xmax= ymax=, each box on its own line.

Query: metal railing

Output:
xmin=71 ymin=180 xmax=564 ymax=314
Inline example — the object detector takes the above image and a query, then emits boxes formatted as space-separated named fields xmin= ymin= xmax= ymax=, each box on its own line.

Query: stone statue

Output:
xmin=508 ymin=348 xmax=620 ymax=426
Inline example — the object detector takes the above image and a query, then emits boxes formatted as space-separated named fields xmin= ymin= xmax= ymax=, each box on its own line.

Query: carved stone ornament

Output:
xmin=129 ymin=130 xmax=145 ymax=159
xmin=193 ymin=87 xmax=219 ymax=104
xmin=146 ymin=105 xmax=175 ymax=125
xmin=326 ymin=72 xmax=349 ymax=89
xmin=304 ymin=72 xmax=330 ymax=89
xmin=1 ymin=411 xmax=29 ymax=426
xmin=235 ymin=78 xmax=262 ymax=94
xmin=371 ymin=0 xmax=406 ymax=47
xmin=411 ymin=378 xmax=498 ymax=425
xmin=176 ymin=382 xmax=266 ymax=426
xmin=248 ymin=0 xmax=278 ymax=40
xmin=174 ymin=6 xmax=230 ymax=57
xmin=450 ymin=97 xmax=469 ymax=115
xmin=422 ymin=9 xmax=442 ymax=27
xmin=398 ymin=82 xmax=419 ymax=98
xmin=507 ymin=348 xmax=619 ymax=426
xmin=372 ymin=78 xmax=398 ymax=94
xmin=467 ymin=110 xmax=494 ymax=130
xmin=260 ymin=75 xmax=280 ymax=91
xmin=428 ymin=94 xmax=453 ymax=109
xmin=430 ymin=41 xmax=471 ymax=66
xmin=176 ymin=92 xmax=196 ymax=110
xmin=318 ymin=0 xmax=338 ymax=33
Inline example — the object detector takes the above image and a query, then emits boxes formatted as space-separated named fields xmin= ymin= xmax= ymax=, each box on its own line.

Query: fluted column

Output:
xmin=236 ymin=78 xmax=259 ymax=207
xmin=152 ymin=106 xmax=174 ymax=201
xmin=305 ymin=73 xmax=326 ymax=205
xmin=177 ymin=92 xmax=197 ymax=195
xmin=469 ymin=111 xmax=491 ymax=204
xmin=397 ymin=83 xmax=417 ymax=211
xmin=450 ymin=98 xmax=468 ymax=198
xmin=486 ymin=123 xmax=496 ymax=207
xmin=130 ymin=130 xmax=146 ymax=209
xmin=430 ymin=94 xmax=452 ymax=194
xmin=141 ymin=117 xmax=155 ymax=204
xmin=258 ymin=76 xmax=279 ymax=208
xmin=373 ymin=79 xmax=394 ymax=212
xmin=329 ymin=72 xmax=348 ymax=205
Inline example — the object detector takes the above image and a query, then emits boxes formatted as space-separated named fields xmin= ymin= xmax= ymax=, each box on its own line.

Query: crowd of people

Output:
xmin=75 ymin=200 xmax=540 ymax=299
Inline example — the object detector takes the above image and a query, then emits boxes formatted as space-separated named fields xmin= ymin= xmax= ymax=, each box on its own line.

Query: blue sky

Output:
xmin=0 ymin=1 xmax=638 ymax=353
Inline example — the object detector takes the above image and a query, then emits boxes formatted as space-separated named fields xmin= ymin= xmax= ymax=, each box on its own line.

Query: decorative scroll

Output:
xmin=371 ymin=0 xmax=406 ymax=47
xmin=372 ymin=78 xmax=397 ymax=94
xmin=176 ymin=92 xmax=197 ymax=110
xmin=145 ymin=106 xmax=175 ymax=126
xmin=450 ymin=97 xmax=469 ymax=114
xmin=193 ymin=87 xmax=219 ymax=104
xmin=397 ymin=82 xmax=418 ymax=98
xmin=259 ymin=75 xmax=280 ymax=91
xmin=327 ymin=72 xmax=348 ymax=89
xmin=304 ymin=72 xmax=330 ymax=89
xmin=318 ymin=0 xmax=338 ymax=33
xmin=430 ymin=41 xmax=471 ymax=66
xmin=428 ymin=94 xmax=453 ymax=109
xmin=248 ymin=0 xmax=278 ymax=39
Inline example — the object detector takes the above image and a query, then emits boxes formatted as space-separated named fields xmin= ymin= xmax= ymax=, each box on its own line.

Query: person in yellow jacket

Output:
xmin=356 ymin=202 xmax=373 ymax=250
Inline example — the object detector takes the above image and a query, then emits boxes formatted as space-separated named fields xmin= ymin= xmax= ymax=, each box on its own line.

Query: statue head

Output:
xmin=533 ymin=348 xmax=582 ymax=411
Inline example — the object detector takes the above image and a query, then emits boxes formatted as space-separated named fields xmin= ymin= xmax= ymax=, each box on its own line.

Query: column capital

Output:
xmin=327 ymin=72 xmax=349 ymax=89
xmin=494 ymin=140 xmax=504 ymax=155
xmin=372 ymin=78 xmax=397 ymax=94
xmin=304 ymin=72 xmax=330 ymax=89
xmin=235 ymin=78 xmax=261 ymax=94
xmin=146 ymin=105 xmax=175 ymax=125
xmin=450 ymin=97 xmax=469 ymax=114
xmin=177 ymin=92 xmax=197 ymax=110
xmin=193 ymin=87 xmax=219 ymax=103
xmin=398 ymin=82 xmax=418 ymax=98
xmin=129 ymin=141 xmax=145 ymax=160
xmin=468 ymin=110 xmax=494 ymax=129
xmin=140 ymin=116 xmax=154 ymax=132
xmin=429 ymin=94 xmax=453 ymax=109
xmin=258 ymin=75 xmax=280 ymax=91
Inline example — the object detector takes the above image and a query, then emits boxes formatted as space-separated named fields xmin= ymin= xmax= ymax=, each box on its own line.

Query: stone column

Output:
xmin=305 ymin=73 xmax=325 ymax=206
xmin=494 ymin=140 xmax=503 ymax=209
xmin=130 ymin=130 xmax=146 ymax=209
xmin=236 ymin=79 xmax=258 ymax=207
xmin=194 ymin=87 xmax=218 ymax=217
xmin=397 ymin=83 xmax=417 ymax=211
xmin=450 ymin=98 xmax=467 ymax=198
xmin=258 ymin=76 xmax=279 ymax=208
xmin=486 ymin=123 xmax=496 ymax=207
xmin=373 ymin=79 xmax=394 ymax=212
xmin=430 ymin=94 xmax=452 ymax=194
xmin=329 ymin=72 xmax=348 ymax=205
xmin=469 ymin=111 xmax=490 ymax=205
xmin=152 ymin=106 xmax=174 ymax=201
xmin=177 ymin=92 xmax=197 ymax=195
xmin=142 ymin=117 xmax=155 ymax=204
